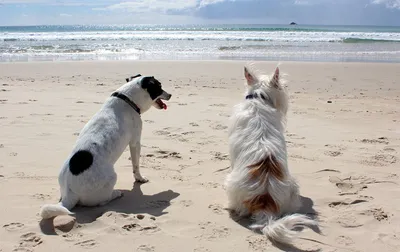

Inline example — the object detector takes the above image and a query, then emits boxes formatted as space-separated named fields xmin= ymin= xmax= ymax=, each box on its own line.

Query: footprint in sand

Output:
xmin=286 ymin=140 xmax=306 ymax=148
xmin=3 ymin=222 xmax=25 ymax=231
xmin=210 ymin=123 xmax=227 ymax=131
xmin=360 ymin=154 xmax=397 ymax=167
xmin=335 ymin=235 xmax=355 ymax=246
xmin=189 ymin=122 xmax=199 ymax=127
xmin=152 ymin=150 xmax=182 ymax=159
xmin=122 ymin=223 xmax=140 ymax=232
xmin=211 ymin=152 xmax=229 ymax=161
xmin=360 ymin=208 xmax=389 ymax=221
xmin=328 ymin=199 xmax=368 ymax=209
xmin=31 ymin=193 xmax=52 ymax=201
xmin=209 ymin=103 xmax=226 ymax=107
xmin=383 ymin=147 xmax=397 ymax=153
xmin=336 ymin=214 xmax=364 ymax=228
xmin=289 ymin=154 xmax=315 ymax=162
xmin=329 ymin=176 xmax=368 ymax=195
xmin=208 ymin=204 xmax=225 ymax=215
xmin=197 ymin=222 xmax=230 ymax=241
xmin=194 ymin=248 xmax=210 ymax=252
xmin=62 ymin=232 xmax=84 ymax=242
xmin=179 ymin=200 xmax=193 ymax=207
xmin=286 ymin=133 xmax=305 ymax=140
xmin=246 ymin=235 xmax=270 ymax=251
xmin=359 ymin=137 xmax=389 ymax=145
xmin=315 ymin=169 xmax=340 ymax=173
xmin=324 ymin=150 xmax=343 ymax=157
xmin=199 ymin=182 xmax=221 ymax=189
xmin=15 ymin=232 xmax=43 ymax=251
xmin=181 ymin=131 xmax=195 ymax=136
xmin=121 ymin=214 xmax=159 ymax=233
xmin=137 ymin=245 xmax=155 ymax=252
xmin=74 ymin=239 xmax=97 ymax=249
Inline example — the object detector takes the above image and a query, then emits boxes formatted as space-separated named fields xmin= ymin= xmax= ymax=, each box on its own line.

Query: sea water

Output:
xmin=0 ymin=24 xmax=399 ymax=62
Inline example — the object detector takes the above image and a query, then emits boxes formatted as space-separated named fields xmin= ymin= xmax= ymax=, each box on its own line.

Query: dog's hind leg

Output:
xmin=79 ymin=168 xmax=122 ymax=207
xmin=129 ymin=141 xmax=148 ymax=183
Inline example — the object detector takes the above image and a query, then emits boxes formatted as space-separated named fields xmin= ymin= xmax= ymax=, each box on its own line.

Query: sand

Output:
xmin=0 ymin=60 xmax=399 ymax=252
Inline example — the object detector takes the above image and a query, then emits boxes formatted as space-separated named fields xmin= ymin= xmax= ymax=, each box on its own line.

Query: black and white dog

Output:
xmin=40 ymin=74 xmax=171 ymax=219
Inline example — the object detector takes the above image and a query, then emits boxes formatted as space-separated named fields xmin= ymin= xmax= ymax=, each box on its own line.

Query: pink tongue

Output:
xmin=162 ymin=103 xmax=167 ymax=110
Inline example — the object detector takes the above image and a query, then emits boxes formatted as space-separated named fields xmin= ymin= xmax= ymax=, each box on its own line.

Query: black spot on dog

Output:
xmin=69 ymin=150 xmax=93 ymax=176
xmin=141 ymin=76 xmax=163 ymax=100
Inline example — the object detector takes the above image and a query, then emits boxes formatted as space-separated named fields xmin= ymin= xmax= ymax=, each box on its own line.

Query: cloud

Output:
xmin=1 ymin=0 xmax=399 ymax=26
xmin=93 ymin=0 xmax=236 ymax=14
xmin=60 ymin=13 xmax=72 ymax=17
xmin=94 ymin=0 xmax=196 ymax=13
xmin=0 ymin=0 xmax=118 ymax=6
xmin=371 ymin=0 xmax=400 ymax=9
xmin=294 ymin=0 xmax=311 ymax=5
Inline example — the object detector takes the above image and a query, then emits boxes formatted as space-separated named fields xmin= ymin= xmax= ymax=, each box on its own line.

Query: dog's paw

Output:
xmin=135 ymin=176 xmax=149 ymax=183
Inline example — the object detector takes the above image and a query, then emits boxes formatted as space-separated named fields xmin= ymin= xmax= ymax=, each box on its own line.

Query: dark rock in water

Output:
xmin=290 ymin=22 xmax=297 ymax=25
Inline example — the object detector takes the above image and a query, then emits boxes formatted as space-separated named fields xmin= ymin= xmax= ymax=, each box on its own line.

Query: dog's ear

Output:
xmin=269 ymin=67 xmax=280 ymax=88
xmin=244 ymin=67 xmax=258 ymax=86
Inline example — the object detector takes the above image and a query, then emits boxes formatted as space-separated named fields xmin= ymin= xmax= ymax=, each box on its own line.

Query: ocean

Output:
xmin=0 ymin=24 xmax=399 ymax=63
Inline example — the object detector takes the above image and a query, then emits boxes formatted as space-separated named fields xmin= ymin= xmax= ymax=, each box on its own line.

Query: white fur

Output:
xmin=225 ymin=65 xmax=317 ymax=244
xmin=40 ymin=76 xmax=171 ymax=219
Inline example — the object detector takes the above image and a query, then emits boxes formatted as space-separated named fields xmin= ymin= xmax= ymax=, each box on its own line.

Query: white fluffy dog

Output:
xmin=40 ymin=74 xmax=171 ymax=219
xmin=225 ymin=65 xmax=317 ymax=244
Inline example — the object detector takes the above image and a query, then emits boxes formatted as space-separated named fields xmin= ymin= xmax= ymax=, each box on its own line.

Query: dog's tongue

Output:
xmin=163 ymin=103 xmax=167 ymax=110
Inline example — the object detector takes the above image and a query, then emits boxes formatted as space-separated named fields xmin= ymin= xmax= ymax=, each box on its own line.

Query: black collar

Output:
xmin=246 ymin=93 xmax=274 ymax=107
xmin=111 ymin=92 xmax=141 ymax=115
xmin=246 ymin=93 xmax=266 ymax=100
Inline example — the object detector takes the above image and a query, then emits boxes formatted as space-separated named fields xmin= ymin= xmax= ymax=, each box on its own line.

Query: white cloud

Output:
xmin=294 ymin=0 xmax=311 ymax=5
xmin=0 ymin=0 xmax=118 ymax=6
xmin=94 ymin=0 xmax=196 ymax=13
xmin=93 ymin=0 xmax=235 ymax=14
xmin=371 ymin=0 xmax=400 ymax=8
xmin=60 ymin=13 xmax=72 ymax=17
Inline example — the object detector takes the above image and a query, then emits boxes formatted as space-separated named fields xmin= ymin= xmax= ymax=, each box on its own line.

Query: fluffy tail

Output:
xmin=251 ymin=214 xmax=317 ymax=245
xmin=40 ymin=193 xmax=78 ymax=219
xmin=40 ymin=203 xmax=74 ymax=219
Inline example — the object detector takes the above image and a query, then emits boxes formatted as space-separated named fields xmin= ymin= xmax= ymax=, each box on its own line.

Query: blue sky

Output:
xmin=0 ymin=0 xmax=399 ymax=26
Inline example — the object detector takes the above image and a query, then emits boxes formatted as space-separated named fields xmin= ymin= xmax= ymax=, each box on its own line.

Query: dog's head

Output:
xmin=243 ymin=66 xmax=288 ymax=116
xmin=122 ymin=74 xmax=172 ymax=113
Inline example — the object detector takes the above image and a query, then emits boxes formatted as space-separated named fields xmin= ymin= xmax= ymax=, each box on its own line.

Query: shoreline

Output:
xmin=2 ymin=57 xmax=400 ymax=64
xmin=1 ymin=58 xmax=400 ymax=65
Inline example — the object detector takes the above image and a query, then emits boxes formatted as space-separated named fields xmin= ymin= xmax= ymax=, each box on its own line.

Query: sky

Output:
xmin=0 ymin=0 xmax=399 ymax=26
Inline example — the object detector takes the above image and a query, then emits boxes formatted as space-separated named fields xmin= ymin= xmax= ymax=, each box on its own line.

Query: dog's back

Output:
xmin=225 ymin=66 xmax=317 ymax=245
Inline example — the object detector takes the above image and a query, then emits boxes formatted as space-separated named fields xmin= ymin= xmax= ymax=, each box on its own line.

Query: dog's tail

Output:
xmin=250 ymin=213 xmax=317 ymax=245
xmin=40 ymin=194 xmax=78 ymax=219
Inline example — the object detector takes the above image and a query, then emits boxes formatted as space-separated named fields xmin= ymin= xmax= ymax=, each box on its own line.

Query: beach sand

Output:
xmin=0 ymin=61 xmax=399 ymax=252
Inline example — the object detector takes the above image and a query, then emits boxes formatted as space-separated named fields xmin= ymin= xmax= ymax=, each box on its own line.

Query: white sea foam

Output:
xmin=1 ymin=25 xmax=400 ymax=62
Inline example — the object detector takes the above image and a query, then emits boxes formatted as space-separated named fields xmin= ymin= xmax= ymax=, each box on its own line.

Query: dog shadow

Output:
xmin=40 ymin=182 xmax=180 ymax=234
xmin=231 ymin=196 xmax=322 ymax=252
